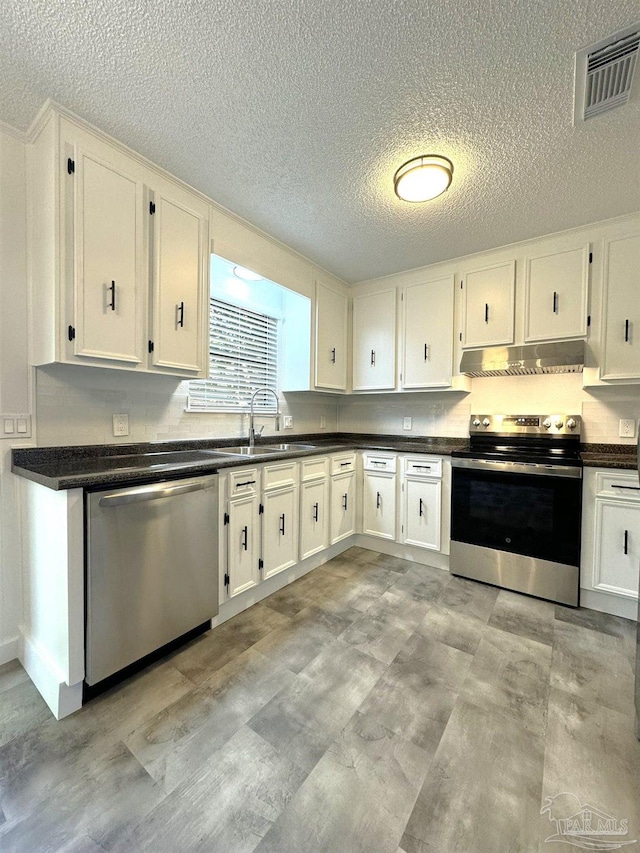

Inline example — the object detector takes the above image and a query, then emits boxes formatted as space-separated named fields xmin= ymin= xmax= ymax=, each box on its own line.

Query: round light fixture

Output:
xmin=232 ymin=265 xmax=263 ymax=282
xmin=393 ymin=155 xmax=453 ymax=203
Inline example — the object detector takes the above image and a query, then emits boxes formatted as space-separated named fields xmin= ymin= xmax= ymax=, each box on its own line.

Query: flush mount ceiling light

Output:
xmin=393 ymin=154 xmax=454 ymax=202
xmin=233 ymin=265 xmax=263 ymax=281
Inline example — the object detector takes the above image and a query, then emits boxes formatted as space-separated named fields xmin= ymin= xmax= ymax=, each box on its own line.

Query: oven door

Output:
xmin=450 ymin=459 xmax=582 ymax=605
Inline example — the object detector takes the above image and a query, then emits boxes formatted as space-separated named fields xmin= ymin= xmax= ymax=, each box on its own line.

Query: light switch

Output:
xmin=16 ymin=418 xmax=28 ymax=434
xmin=3 ymin=418 xmax=15 ymax=434
xmin=403 ymin=417 xmax=412 ymax=431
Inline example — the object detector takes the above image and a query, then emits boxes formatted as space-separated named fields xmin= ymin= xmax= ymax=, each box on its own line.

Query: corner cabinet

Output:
xmin=402 ymin=276 xmax=454 ymax=389
xmin=461 ymin=260 xmax=515 ymax=348
xmin=599 ymin=233 xmax=640 ymax=380
xmin=523 ymin=242 xmax=590 ymax=342
xmin=315 ymin=281 xmax=348 ymax=391
xmin=352 ymin=289 xmax=397 ymax=391
xmin=29 ymin=107 xmax=209 ymax=376
xmin=362 ymin=452 xmax=397 ymax=539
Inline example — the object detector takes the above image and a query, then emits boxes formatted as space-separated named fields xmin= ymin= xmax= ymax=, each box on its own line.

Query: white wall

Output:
xmin=0 ymin=125 xmax=30 ymax=663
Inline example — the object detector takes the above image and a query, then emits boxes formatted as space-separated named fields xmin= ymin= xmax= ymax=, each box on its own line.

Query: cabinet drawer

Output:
xmin=228 ymin=468 xmax=259 ymax=496
xmin=404 ymin=455 xmax=443 ymax=479
xmin=331 ymin=452 xmax=357 ymax=475
xmin=595 ymin=469 xmax=640 ymax=498
xmin=262 ymin=460 xmax=298 ymax=490
xmin=362 ymin=452 xmax=396 ymax=473
xmin=300 ymin=456 xmax=329 ymax=481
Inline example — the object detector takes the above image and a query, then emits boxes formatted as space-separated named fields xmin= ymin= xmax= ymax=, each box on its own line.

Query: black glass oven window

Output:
xmin=451 ymin=468 xmax=582 ymax=566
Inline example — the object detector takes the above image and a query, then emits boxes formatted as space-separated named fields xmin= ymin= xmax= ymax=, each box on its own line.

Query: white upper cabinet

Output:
xmin=600 ymin=233 xmax=640 ymax=380
xmin=315 ymin=281 xmax=348 ymax=391
xmin=29 ymin=107 xmax=209 ymax=376
xmin=352 ymin=289 xmax=396 ymax=390
xmin=150 ymin=186 xmax=208 ymax=373
xmin=73 ymin=148 xmax=145 ymax=364
xmin=524 ymin=243 xmax=590 ymax=342
xmin=402 ymin=275 xmax=454 ymax=388
xmin=461 ymin=260 xmax=515 ymax=348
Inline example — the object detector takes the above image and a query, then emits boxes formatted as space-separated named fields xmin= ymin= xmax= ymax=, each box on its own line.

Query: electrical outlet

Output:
xmin=403 ymin=416 xmax=412 ymax=431
xmin=618 ymin=418 xmax=636 ymax=438
xmin=112 ymin=413 xmax=129 ymax=436
xmin=320 ymin=416 xmax=326 ymax=429
xmin=283 ymin=415 xmax=293 ymax=429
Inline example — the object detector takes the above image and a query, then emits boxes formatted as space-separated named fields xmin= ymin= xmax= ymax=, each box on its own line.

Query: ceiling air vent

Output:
xmin=574 ymin=25 xmax=640 ymax=123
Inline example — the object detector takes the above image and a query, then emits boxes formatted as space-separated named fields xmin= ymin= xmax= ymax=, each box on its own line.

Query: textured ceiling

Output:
xmin=1 ymin=0 xmax=640 ymax=283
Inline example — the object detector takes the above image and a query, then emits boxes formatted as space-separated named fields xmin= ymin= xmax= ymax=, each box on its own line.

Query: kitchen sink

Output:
xmin=259 ymin=443 xmax=317 ymax=451
xmin=217 ymin=443 xmax=317 ymax=456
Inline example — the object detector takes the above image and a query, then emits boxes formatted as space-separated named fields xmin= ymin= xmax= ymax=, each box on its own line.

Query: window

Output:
xmin=188 ymin=298 xmax=279 ymax=412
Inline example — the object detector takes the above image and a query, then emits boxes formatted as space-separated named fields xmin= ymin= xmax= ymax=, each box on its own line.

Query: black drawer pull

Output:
xmin=413 ymin=465 xmax=432 ymax=470
xmin=331 ymin=347 xmax=336 ymax=363
xmin=177 ymin=301 xmax=185 ymax=328
xmin=108 ymin=280 xmax=116 ymax=311
xmin=342 ymin=493 xmax=348 ymax=510
xmin=279 ymin=513 xmax=285 ymax=535
xmin=424 ymin=343 xmax=429 ymax=361
xmin=376 ymin=491 xmax=381 ymax=509
xmin=484 ymin=303 xmax=489 ymax=323
xmin=552 ymin=291 xmax=558 ymax=314
xmin=623 ymin=529 xmax=629 ymax=555
xmin=419 ymin=498 xmax=424 ymax=517
xmin=612 ymin=485 xmax=640 ymax=491
xmin=370 ymin=349 xmax=376 ymax=366
xmin=625 ymin=319 xmax=630 ymax=342
xmin=340 ymin=461 xmax=351 ymax=467
xmin=242 ymin=525 xmax=248 ymax=551
xmin=237 ymin=479 xmax=256 ymax=487
xmin=313 ymin=502 xmax=319 ymax=522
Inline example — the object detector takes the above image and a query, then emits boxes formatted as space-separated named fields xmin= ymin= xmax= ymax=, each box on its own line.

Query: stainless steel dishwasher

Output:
xmin=86 ymin=475 xmax=218 ymax=686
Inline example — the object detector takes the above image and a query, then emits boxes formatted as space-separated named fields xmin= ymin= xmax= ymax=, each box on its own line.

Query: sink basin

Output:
xmin=259 ymin=443 xmax=317 ymax=451
xmin=217 ymin=446 xmax=281 ymax=456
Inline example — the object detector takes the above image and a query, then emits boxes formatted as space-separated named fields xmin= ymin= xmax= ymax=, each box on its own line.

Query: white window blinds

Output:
xmin=188 ymin=298 xmax=279 ymax=411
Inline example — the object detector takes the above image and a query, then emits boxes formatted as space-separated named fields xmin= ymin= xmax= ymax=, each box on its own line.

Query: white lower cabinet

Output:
xmin=226 ymin=492 xmax=260 ymax=597
xmin=402 ymin=478 xmax=441 ymax=550
xmin=330 ymin=470 xmax=356 ymax=544
xmin=262 ymin=485 xmax=299 ymax=579
xmin=581 ymin=467 xmax=640 ymax=610
xmin=300 ymin=478 xmax=329 ymax=560
xmin=362 ymin=453 xmax=397 ymax=540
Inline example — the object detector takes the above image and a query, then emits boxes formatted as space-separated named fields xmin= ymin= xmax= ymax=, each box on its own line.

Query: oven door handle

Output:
xmin=451 ymin=457 xmax=582 ymax=479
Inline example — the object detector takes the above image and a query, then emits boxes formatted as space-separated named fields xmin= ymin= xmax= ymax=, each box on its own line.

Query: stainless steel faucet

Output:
xmin=249 ymin=387 xmax=280 ymax=446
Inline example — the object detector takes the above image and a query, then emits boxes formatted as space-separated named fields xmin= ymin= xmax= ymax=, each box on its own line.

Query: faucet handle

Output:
xmin=257 ymin=425 xmax=265 ymax=437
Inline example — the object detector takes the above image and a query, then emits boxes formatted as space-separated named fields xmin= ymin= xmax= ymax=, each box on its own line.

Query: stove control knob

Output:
xmin=554 ymin=419 xmax=564 ymax=430
xmin=482 ymin=418 xmax=491 ymax=427
xmin=472 ymin=418 xmax=481 ymax=427
xmin=542 ymin=418 xmax=552 ymax=430
xmin=566 ymin=418 xmax=577 ymax=430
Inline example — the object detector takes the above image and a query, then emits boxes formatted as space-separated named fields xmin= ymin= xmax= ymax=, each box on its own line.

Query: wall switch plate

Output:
xmin=320 ymin=416 xmax=326 ymax=429
xmin=113 ymin=413 xmax=129 ymax=436
xmin=403 ymin=417 xmax=412 ymax=431
xmin=1 ymin=413 xmax=32 ymax=439
xmin=283 ymin=415 xmax=293 ymax=429
xmin=619 ymin=418 xmax=636 ymax=438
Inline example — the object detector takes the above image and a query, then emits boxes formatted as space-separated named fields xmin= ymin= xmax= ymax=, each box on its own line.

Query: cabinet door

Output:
xmin=362 ymin=471 xmax=396 ymax=540
xmin=601 ymin=234 xmax=640 ymax=379
xmin=315 ymin=282 xmax=347 ymax=390
xmin=299 ymin=479 xmax=329 ymax=559
xmin=402 ymin=478 xmax=441 ymax=550
xmin=402 ymin=276 xmax=454 ymax=388
xmin=150 ymin=186 xmax=209 ymax=374
xmin=352 ymin=290 xmax=396 ymax=390
xmin=330 ymin=471 xmax=356 ymax=544
xmin=226 ymin=493 xmax=260 ymax=598
xmin=73 ymin=149 xmax=145 ymax=364
xmin=593 ymin=500 xmax=640 ymax=599
xmin=262 ymin=486 xmax=298 ymax=579
xmin=524 ymin=245 xmax=589 ymax=342
xmin=462 ymin=261 xmax=515 ymax=348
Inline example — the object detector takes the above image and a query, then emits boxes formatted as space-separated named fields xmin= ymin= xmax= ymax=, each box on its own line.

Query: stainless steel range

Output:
xmin=450 ymin=414 xmax=582 ymax=606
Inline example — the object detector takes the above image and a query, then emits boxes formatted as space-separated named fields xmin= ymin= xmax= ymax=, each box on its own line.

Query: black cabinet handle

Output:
xmin=340 ymin=461 xmax=350 ymax=467
xmin=419 ymin=498 xmax=424 ymax=517
xmin=370 ymin=349 xmax=376 ymax=366
xmin=484 ymin=303 xmax=489 ymax=323
xmin=279 ymin=513 xmax=285 ymax=535
xmin=108 ymin=280 xmax=116 ymax=311
xmin=342 ymin=493 xmax=348 ymax=510
xmin=623 ymin=529 xmax=629 ymax=555
xmin=552 ymin=291 xmax=558 ymax=314
xmin=237 ymin=479 xmax=256 ymax=487
xmin=177 ymin=301 xmax=185 ymax=328
xmin=242 ymin=525 xmax=248 ymax=551
xmin=612 ymin=485 xmax=640 ymax=492
xmin=330 ymin=347 xmax=336 ymax=363
xmin=424 ymin=343 xmax=429 ymax=361
xmin=625 ymin=319 xmax=630 ymax=342
xmin=414 ymin=465 xmax=432 ymax=470
xmin=376 ymin=491 xmax=381 ymax=509
xmin=313 ymin=502 xmax=319 ymax=522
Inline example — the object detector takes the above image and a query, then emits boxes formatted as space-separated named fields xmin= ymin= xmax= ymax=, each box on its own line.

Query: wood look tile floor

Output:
xmin=1 ymin=547 xmax=638 ymax=853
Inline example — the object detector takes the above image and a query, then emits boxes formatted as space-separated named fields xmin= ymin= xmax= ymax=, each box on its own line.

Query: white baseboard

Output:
xmin=579 ymin=589 xmax=638 ymax=621
xmin=20 ymin=630 xmax=83 ymax=720
xmin=353 ymin=534 xmax=451 ymax=572
xmin=0 ymin=635 xmax=20 ymax=667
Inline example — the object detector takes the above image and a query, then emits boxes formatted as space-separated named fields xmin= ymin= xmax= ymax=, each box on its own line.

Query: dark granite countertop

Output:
xmin=12 ymin=433 xmax=468 ymax=491
xmin=580 ymin=443 xmax=638 ymax=470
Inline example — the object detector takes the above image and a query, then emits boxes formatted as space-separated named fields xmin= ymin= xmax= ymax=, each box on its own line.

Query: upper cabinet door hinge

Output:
xmin=67 ymin=158 xmax=75 ymax=175
xmin=148 ymin=340 xmax=154 ymax=353
xmin=587 ymin=315 xmax=591 ymax=327
xmin=459 ymin=332 xmax=462 ymax=342
xmin=223 ymin=512 xmax=230 ymax=525
xmin=258 ymin=558 xmax=264 ymax=570
xmin=259 ymin=503 xmax=264 ymax=515
xmin=68 ymin=325 xmax=76 ymax=341
xmin=149 ymin=201 xmax=156 ymax=215
xmin=460 ymin=280 xmax=463 ymax=288
xmin=224 ymin=572 xmax=230 ymax=587
xmin=589 ymin=252 xmax=593 ymax=264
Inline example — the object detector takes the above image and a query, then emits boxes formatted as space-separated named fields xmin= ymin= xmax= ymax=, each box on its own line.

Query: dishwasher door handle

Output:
xmin=99 ymin=479 xmax=214 ymax=507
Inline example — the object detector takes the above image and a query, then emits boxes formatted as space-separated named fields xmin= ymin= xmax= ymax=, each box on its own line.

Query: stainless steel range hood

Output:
xmin=460 ymin=340 xmax=585 ymax=377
